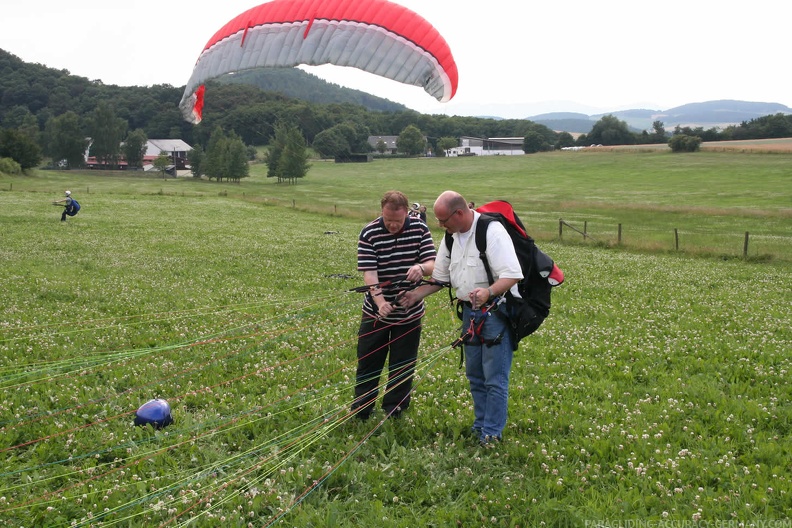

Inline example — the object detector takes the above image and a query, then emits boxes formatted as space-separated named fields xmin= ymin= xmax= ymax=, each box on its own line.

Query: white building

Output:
xmin=446 ymin=136 xmax=525 ymax=156
xmin=142 ymin=139 xmax=193 ymax=172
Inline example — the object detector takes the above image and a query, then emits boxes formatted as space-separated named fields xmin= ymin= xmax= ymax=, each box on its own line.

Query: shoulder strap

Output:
xmin=444 ymin=231 xmax=453 ymax=253
xmin=442 ymin=231 xmax=455 ymax=305
xmin=475 ymin=215 xmax=495 ymax=285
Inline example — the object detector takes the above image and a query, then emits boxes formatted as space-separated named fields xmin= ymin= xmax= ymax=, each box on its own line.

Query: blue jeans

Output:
xmin=461 ymin=304 xmax=515 ymax=441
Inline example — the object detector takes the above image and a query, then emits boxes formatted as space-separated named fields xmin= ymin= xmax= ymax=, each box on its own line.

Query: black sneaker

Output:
xmin=352 ymin=408 xmax=371 ymax=421
xmin=479 ymin=435 xmax=501 ymax=448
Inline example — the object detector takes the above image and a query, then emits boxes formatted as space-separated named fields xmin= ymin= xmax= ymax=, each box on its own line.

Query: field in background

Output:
xmin=1 ymin=150 xmax=791 ymax=525
xmin=4 ymin=149 xmax=790 ymax=262
xmin=609 ymin=137 xmax=792 ymax=153
xmin=701 ymin=137 xmax=792 ymax=153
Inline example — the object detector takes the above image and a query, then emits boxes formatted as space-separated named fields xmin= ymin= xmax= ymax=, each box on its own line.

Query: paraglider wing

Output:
xmin=179 ymin=0 xmax=458 ymax=124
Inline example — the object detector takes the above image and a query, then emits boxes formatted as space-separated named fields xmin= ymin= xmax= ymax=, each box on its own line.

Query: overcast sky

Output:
xmin=2 ymin=0 xmax=789 ymax=119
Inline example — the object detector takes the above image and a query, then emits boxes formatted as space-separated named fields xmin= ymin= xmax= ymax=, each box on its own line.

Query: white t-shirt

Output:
xmin=433 ymin=211 xmax=523 ymax=300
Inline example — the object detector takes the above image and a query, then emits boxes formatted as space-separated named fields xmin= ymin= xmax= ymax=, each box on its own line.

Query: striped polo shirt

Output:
xmin=357 ymin=215 xmax=436 ymax=323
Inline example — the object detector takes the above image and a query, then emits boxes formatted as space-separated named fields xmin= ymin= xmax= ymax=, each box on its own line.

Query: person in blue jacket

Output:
xmin=53 ymin=190 xmax=80 ymax=221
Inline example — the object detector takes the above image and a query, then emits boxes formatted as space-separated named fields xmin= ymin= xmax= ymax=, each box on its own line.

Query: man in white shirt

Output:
xmin=399 ymin=190 xmax=522 ymax=447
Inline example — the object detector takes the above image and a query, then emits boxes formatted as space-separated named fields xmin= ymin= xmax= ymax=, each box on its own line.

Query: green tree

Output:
xmin=89 ymin=102 xmax=127 ymax=167
xmin=188 ymin=145 xmax=205 ymax=178
xmin=312 ymin=127 xmax=351 ymax=159
xmin=264 ymin=121 xmax=288 ymax=179
xmin=153 ymin=152 xmax=171 ymax=177
xmin=339 ymin=121 xmax=372 ymax=153
xmin=204 ymin=126 xmax=228 ymax=181
xmin=668 ymin=134 xmax=701 ymax=152
xmin=555 ymin=132 xmax=575 ymax=149
xmin=437 ymin=136 xmax=458 ymax=156
xmin=375 ymin=139 xmax=387 ymax=154
xmin=396 ymin=124 xmax=425 ymax=156
xmin=225 ymin=133 xmax=250 ymax=183
xmin=0 ymin=157 xmax=22 ymax=175
xmin=651 ymin=120 xmax=667 ymax=143
xmin=123 ymin=129 xmax=148 ymax=169
xmin=43 ymin=111 xmax=88 ymax=169
xmin=587 ymin=115 xmax=635 ymax=146
xmin=277 ymin=125 xmax=310 ymax=183
xmin=0 ymin=128 xmax=42 ymax=170
xmin=523 ymin=131 xmax=549 ymax=154
xmin=2 ymin=105 xmax=39 ymax=141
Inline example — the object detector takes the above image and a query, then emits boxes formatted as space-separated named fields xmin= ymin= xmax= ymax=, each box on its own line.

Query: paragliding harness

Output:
xmin=444 ymin=200 xmax=564 ymax=352
xmin=449 ymin=296 xmax=510 ymax=367
xmin=66 ymin=199 xmax=81 ymax=216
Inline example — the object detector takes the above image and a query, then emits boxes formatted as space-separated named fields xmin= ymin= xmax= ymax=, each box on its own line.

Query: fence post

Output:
xmin=292 ymin=199 xmax=296 ymax=208
xmin=743 ymin=231 xmax=749 ymax=257
xmin=618 ymin=223 xmax=622 ymax=244
xmin=334 ymin=204 xmax=337 ymax=215
xmin=559 ymin=219 xmax=563 ymax=239
xmin=674 ymin=228 xmax=679 ymax=251
xmin=584 ymin=221 xmax=588 ymax=239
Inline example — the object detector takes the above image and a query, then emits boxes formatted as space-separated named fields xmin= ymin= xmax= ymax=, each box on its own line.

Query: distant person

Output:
xmin=53 ymin=190 xmax=80 ymax=222
xmin=351 ymin=191 xmax=436 ymax=420
xmin=418 ymin=205 xmax=427 ymax=223
xmin=468 ymin=201 xmax=475 ymax=209
xmin=399 ymin=190 xmax=522 ymax=447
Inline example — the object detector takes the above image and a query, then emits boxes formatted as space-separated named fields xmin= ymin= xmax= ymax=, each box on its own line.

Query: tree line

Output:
xmin=2 ymin=48 xmax=791 ymax=174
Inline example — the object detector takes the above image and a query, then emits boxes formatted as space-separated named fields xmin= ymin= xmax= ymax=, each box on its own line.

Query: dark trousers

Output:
xmin=61 ymin=207 xmax=76 ymax=221
xmin=351 ymin=316 xmax=422 ymax=417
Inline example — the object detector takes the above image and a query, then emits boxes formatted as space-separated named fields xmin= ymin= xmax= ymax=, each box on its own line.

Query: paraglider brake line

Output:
xmin=346 ymin=276 xmax=449 ymax=294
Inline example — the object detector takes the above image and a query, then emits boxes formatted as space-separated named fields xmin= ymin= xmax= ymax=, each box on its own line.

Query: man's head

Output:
xmin=380 ymin=190 xmax=409 ymax=234
xmin=434 ymin=190 xmax=473 ymax=233
xmin=65 ymin=190 xmax=71 ymax=196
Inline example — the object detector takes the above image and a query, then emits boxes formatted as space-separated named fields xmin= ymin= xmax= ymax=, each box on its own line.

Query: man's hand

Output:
xmin=375 ymin=301 xmax=396 ymax=319
xmin=397 ymin=290 xmax=419 ymax=309
xmin=404 ymin=263 xmax=424 ymax=283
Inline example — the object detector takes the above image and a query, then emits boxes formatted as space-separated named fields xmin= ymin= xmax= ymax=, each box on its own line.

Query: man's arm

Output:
xmin=397 ymin=282 xmax=443 ymax=309
xmin=468 ymin=278 xmax=519 ymax=310
xmin=364 ymin=270 xmax=396 ymax=319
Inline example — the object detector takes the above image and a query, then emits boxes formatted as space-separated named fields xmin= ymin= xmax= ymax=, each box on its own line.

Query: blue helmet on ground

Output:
xmin=134 ymin=398 xmax=173 ymax=429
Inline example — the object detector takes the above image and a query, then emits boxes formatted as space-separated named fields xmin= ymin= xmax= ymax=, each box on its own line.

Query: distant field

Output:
xmin=3 ymin=149 xmax=791 ymax=262
xmin=609 ymin=137 xmax=792 ymax=153
xmin=701 ymin=137 xmax=792 ymax=152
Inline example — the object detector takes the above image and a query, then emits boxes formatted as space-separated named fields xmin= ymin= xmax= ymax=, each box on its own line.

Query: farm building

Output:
xmin=367 ymin=135 xmax=399 ymax=154
xmin=143 ymin=139 xmax=193 ymax=171
xmin=446 ymin=136 xmax=525 ymax=156
xmin=84 ymin=139 xmax=193 ymax=172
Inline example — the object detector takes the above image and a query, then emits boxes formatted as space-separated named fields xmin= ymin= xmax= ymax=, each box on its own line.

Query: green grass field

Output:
xmin=1 ymin=151 xmax=791 ymax=526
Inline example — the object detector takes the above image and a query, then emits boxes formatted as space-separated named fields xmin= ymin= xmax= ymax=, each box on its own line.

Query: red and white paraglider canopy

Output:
xmin=179 ymin=0 xmax=458 ymax=124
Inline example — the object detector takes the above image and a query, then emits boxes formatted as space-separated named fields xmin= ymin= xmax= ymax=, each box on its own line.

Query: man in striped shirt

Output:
xmin=351 ymin=190 xmax=436 ymax=420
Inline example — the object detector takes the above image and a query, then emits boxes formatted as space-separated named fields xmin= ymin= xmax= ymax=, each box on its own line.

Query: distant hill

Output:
xmin=530 ymin=100 xmax=792 ymax=134
xmin=217 ymin=68 xmax=408 ymax=113
xmin=529 ymin=111 xmax=646 ymax=134
xmin=655 ymin=100 xmax=792 ymax=127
